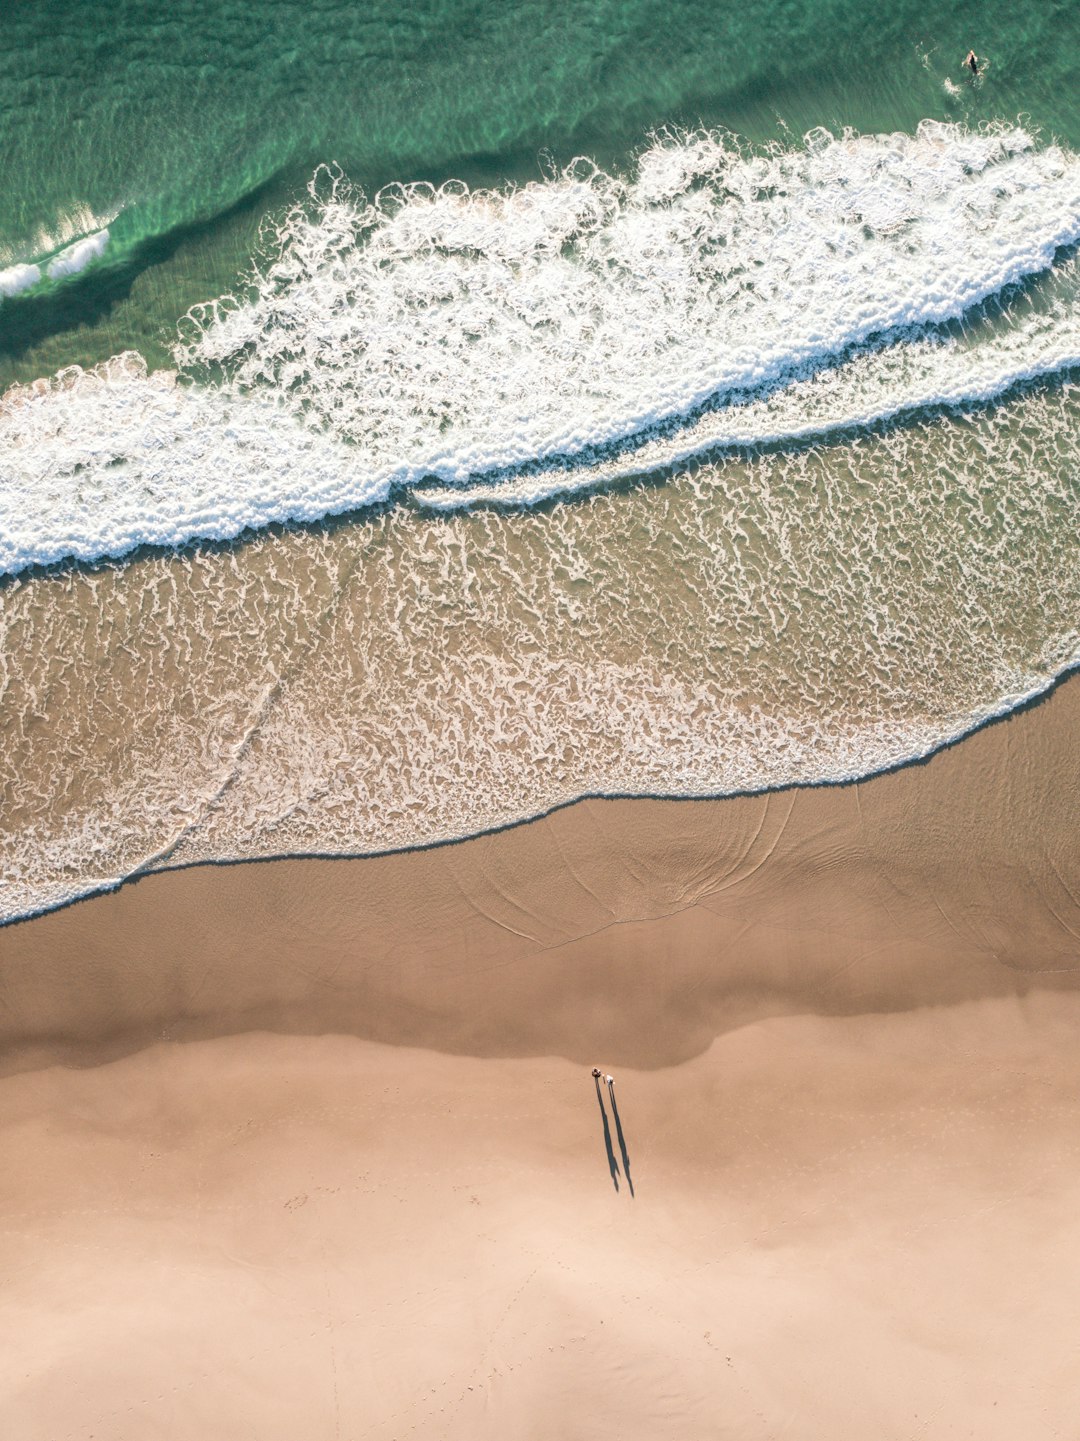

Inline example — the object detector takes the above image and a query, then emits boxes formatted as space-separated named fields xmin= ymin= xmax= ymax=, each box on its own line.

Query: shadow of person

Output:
xmin=608 ymin=1084 xmax=634 ymax=1198
xmin=594 ymin=1075 xmax=620 ymax=1191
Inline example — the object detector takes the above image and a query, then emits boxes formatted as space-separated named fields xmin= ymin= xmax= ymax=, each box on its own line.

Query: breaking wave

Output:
xmin=0 ymin=203 xmax=115 ymax=301
xmin=3 ymin=119 xmax=1080 ymax=575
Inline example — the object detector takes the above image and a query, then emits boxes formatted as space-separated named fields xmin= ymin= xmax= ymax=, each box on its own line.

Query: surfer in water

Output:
xmin=964 ymin=49 xmax=979 ymax=76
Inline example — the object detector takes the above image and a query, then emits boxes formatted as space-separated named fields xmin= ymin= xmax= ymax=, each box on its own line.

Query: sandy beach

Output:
xmin=3 ymin=677 xmax=1080 ymax=1438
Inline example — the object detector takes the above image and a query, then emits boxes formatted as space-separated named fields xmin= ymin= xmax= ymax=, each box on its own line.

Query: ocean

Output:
xmin=2 ymin=0 xmax=1079 ymax=922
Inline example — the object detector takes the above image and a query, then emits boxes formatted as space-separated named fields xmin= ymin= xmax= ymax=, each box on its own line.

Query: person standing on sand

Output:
xmin=605 ymin=1074 xmax=615 ymax=1090
xmin=964 ymin=49 xmax=979 ymax=76
xmin=591 ymin=1067 xmax=602 ymax=1080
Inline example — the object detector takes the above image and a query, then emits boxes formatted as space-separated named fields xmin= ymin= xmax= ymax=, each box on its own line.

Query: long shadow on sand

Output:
xmin=608 ymin=1086 xmax=634 ymax=1198
xmin=594 ymin=1076 xmax=620 ymax=1192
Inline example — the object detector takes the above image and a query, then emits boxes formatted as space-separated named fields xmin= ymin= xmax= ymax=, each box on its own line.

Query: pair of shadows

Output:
xmin=594 ymin=1077 xmax=634 ymax=1197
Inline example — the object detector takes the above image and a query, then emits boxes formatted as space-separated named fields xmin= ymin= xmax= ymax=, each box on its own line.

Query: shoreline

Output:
xmin=5 ymin=657 xmax=1077 ymax=935
xmin=4 ymin=659 xmax=1079 ymax=1073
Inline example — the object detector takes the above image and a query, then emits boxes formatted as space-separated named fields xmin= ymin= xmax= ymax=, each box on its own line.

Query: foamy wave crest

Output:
xmin=0 ymin=204 xmax=117 ymax=301
xmin=415 ymin=272 xmax=1080 ymax=509
xmin=46 ymin=228 xmax=110 ymax=279
xmin=3 ymin=120 xmax=1080 ymax=573
xmin=0 ymin=263 xmax=41 ymax=297
xmin=0 ymin=357 xmax=378 ymax=574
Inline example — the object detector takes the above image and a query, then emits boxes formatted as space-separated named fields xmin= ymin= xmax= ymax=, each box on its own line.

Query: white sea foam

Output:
xmin=2 ymin=121 xmax=1080 ymax=574
xmin=0 ymin=263 xmax=41 ymax=297
xmin=46 ymin=227 xmax=110 ymax=279
xmin=0 ymin=205 xmax=118 ymax=301
xmin=415 ymin=285 xmax=1080 ymax=509
xmin=0 ymin=357 xmax=379 ymax=573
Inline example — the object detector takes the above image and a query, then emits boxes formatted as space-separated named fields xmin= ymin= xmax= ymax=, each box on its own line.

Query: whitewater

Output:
xmin=3 ymin=119 xmax=1080 ymax=575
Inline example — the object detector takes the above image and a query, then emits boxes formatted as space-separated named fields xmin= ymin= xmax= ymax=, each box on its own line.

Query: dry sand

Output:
xmin=3 ymin=678 xmax=1080 ymax=1438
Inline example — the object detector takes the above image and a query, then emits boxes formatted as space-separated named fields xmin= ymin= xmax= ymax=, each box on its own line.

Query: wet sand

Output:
xmin=3 ymin=677 xmax=1080 ymax=1438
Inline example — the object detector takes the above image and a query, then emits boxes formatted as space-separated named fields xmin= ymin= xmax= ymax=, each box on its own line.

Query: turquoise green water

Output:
xmin=1 ymin=0 xmax=1078 ymax=384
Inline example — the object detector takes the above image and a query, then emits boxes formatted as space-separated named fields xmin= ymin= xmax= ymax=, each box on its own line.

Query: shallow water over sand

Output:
xmin=4 ymin=376 xmax=1078 ymax=922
